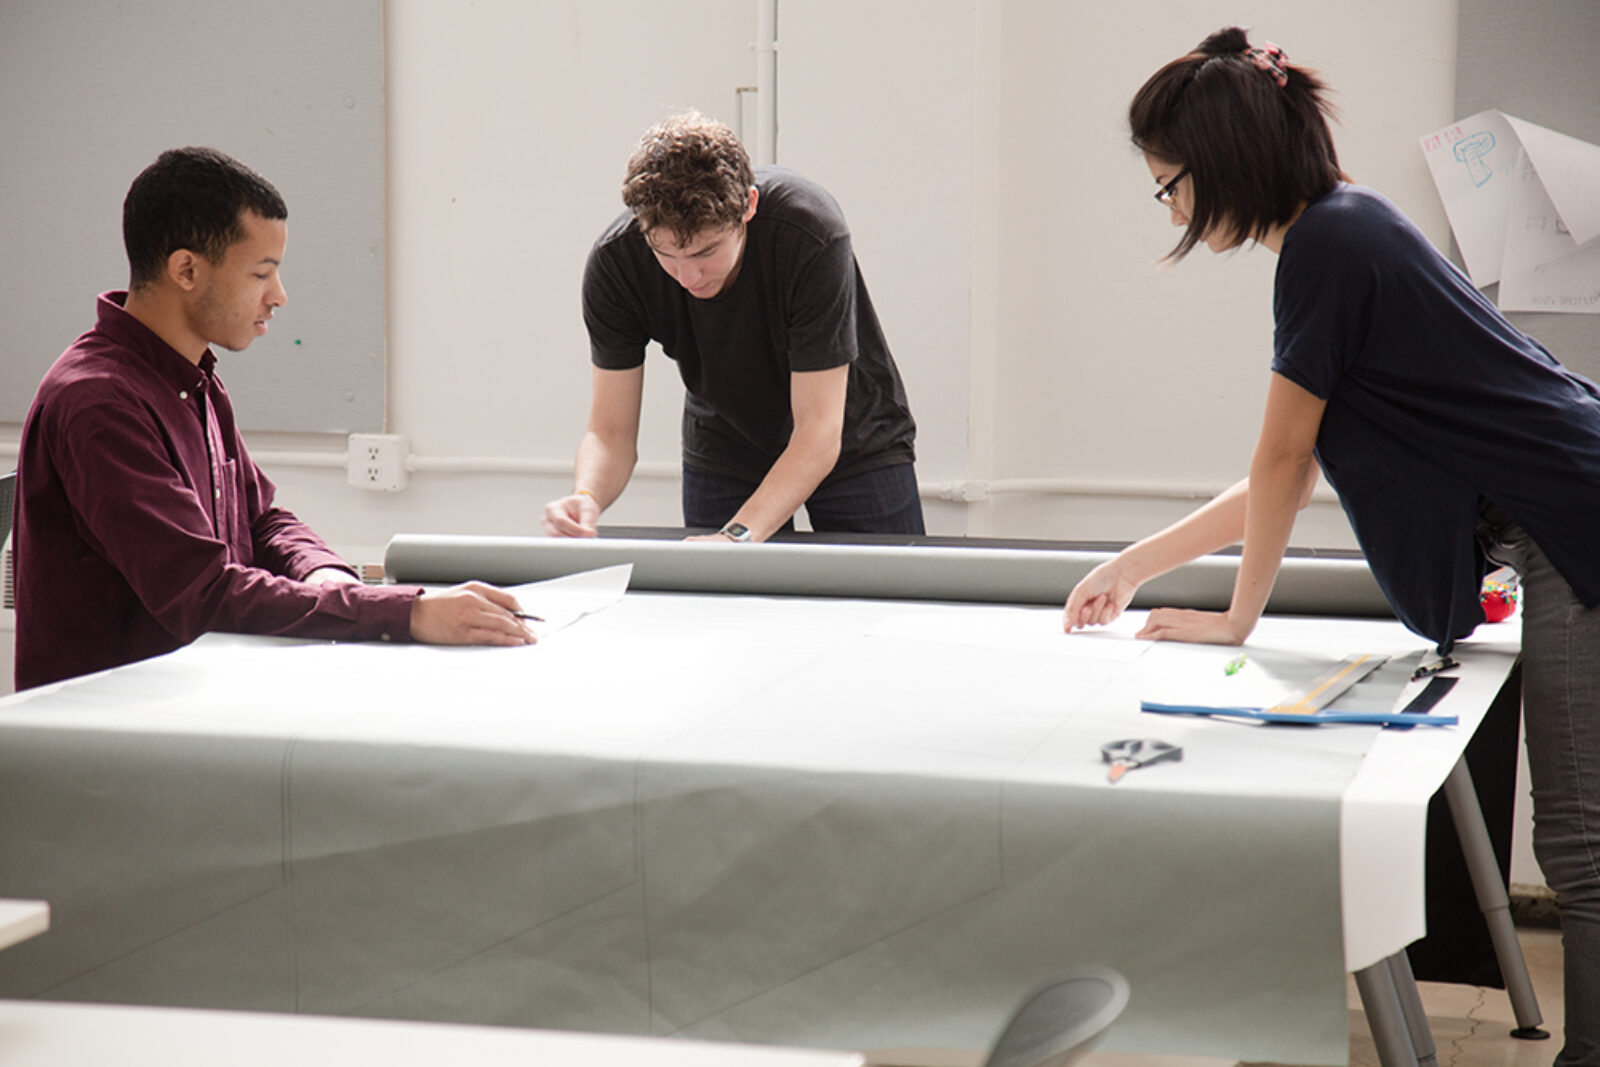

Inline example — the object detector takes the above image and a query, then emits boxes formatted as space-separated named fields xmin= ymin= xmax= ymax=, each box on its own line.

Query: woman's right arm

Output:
xmin=1062 ymin=476 xmax=1252 ymax=630
xmin=1063 ymin=372 xmax=1325 ymax=633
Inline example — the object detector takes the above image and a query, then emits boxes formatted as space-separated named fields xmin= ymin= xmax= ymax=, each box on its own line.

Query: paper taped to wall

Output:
xmin=1420 ymin=109 xmax=1600 ymax=314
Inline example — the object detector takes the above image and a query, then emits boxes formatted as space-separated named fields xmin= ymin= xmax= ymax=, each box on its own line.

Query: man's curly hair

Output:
xmin=622 ymin=113 xmax=754 ymax=245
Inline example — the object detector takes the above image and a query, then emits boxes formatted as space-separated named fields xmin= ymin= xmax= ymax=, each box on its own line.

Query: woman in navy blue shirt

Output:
xmin=1065 ymin=27 xmax=1600 ymax=1061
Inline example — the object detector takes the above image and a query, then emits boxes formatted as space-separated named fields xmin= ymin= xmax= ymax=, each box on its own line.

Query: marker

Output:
xmin=1223 ymin=653 xmax=1247 ymax=675
xmin=1411 ymin=654 xmax=1458 ymax=681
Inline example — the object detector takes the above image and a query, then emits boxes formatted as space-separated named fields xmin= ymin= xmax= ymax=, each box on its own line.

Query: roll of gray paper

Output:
xmin=384 ymin=534 xmax=1394 ymax=618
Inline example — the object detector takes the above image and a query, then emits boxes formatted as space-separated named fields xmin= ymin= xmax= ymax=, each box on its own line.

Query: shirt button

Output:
xmin=380 ymin=632 xmax=392 ymax=642
xmin=179 ymin=391 xmax=188 ymax=400
xmin=214 ymin=488 xmax=222 ymax=499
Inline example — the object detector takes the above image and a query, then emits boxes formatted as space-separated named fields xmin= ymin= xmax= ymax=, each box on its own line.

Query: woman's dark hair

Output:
xmin=123 ymin=147 xmax=288 ymax=289
xmin=1130 ymin=27 xmax=1342 ymax=260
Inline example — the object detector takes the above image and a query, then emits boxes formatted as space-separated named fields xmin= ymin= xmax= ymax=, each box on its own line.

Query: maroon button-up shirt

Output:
xmin=14 ymin=292 xmax=419 ymax=690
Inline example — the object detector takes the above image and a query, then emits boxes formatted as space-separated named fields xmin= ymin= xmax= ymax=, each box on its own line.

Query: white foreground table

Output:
xmin=0 ymin=1000 xmax=862 ymax=1067
xmin=0 ymin=902 xmax=48 ymax=954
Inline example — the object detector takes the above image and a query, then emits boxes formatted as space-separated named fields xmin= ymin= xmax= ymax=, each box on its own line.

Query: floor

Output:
xmin=867 ymin=926 xmax=1565 ymax=1067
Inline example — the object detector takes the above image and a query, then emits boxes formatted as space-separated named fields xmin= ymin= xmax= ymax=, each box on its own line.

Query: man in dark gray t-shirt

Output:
xmin=542 ymin=113 xmax=921 ymax=543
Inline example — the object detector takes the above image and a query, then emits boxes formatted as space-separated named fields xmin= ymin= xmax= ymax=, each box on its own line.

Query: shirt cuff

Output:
xmin=367 ymin=585 xmax=422 ymax=644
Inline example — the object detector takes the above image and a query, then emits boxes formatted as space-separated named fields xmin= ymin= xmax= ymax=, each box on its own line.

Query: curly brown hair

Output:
xmin=621 ymin=113 xmax=755 ymax=245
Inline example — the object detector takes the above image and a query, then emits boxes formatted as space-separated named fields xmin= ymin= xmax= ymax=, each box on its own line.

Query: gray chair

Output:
xmin=985 ymin=968 xmax=1130 ymax=1067
xmin=1 ymin=470 xmax=14 ymax=610
xmin=0 ymin=470 xmax=13 ymax=543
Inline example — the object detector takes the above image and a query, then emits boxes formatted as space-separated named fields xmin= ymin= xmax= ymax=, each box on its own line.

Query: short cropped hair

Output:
xmin=1130 ymin=27 xmax=1343 ymax=260
xmin=621 ymin=113 xmax=755 ymax=246
xmin=123 ymin=147 xmax=288 ymax=289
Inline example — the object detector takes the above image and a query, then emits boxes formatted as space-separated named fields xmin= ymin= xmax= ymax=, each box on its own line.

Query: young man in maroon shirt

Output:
xmin=13 ymin=147 xmax=533 ymax=690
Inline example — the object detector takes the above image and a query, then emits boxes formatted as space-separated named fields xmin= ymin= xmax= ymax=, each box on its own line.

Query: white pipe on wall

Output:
xmin=924 ymin=478 xmax=1338 ymax=505
xmin=237 ymin=448 xmax=1332 ymax=505
xmin=753 ymin=0 xmax=777 ymax=165
xmin=245 ymin=449 xmax=680 ymax=483
xmin=0 ymin=440 xmax=1329 ymax=504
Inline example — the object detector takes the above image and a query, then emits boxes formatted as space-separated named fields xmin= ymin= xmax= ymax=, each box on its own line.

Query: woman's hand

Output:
xmin=1135 ymin=607 xmax=1252 ymax=645
xmin=1063 ymin=560 xmax=1142 ymax=631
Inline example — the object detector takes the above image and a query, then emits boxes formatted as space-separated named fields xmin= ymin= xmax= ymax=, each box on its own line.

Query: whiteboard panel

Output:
xmin=0 ymin=0 xmax=385 ymax=433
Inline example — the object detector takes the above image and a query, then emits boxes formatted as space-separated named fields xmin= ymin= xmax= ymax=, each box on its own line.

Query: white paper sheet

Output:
xmin=1499 ymin=147 xmax=1600 ymax=313
xmin=1420 ymin=109 xmax=1600 ymax=312
xmin=503 ymin=563 xmax=633 ymax=637
xmin=1421 ymin=109 xmax=1521 ymax=285
xmin=1508 ymin=114 xmax=1600 ymax=245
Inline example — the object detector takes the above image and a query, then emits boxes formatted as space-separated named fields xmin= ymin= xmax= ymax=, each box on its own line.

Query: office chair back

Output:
xmin=985 ymin=968 xmax=1130 ymax=1067
xmin=0 ymin=470 xmax=13 ymax=542
xmin=1 ymin=470 xmax=14 ymax=610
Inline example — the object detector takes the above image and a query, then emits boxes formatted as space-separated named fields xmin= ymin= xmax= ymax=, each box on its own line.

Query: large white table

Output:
xmin=0 ymin=538 xmax=1525 ymax=1065
xmin=0 ymin=1000 xmax=862 ymax=1067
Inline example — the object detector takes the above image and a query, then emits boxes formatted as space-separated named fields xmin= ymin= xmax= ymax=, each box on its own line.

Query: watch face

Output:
xmin=721 ymin=522 xmax=752 ymax=542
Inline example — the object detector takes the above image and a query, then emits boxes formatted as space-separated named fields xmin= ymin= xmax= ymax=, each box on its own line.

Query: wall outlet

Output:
xmin=347 ymin=433 xmax=410 ymax=492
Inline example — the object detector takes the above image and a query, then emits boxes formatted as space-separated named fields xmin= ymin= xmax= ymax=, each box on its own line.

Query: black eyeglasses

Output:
xmin=1154 ymin=168 xmax=1189 ymax=207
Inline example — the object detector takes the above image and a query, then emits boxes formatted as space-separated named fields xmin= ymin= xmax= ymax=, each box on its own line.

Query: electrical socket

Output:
xmin=347 ymin=433 xmax=410 ymax=492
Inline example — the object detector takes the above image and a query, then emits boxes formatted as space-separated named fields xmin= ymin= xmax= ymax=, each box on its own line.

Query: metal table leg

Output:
xmin=1356 ymin=955 xmax=1422 ymax=1067
xmin=1386 ymin=952 xmax=1438 ymax=1067
xmin=1442 ymin=756 xmax=1550 ymax=1039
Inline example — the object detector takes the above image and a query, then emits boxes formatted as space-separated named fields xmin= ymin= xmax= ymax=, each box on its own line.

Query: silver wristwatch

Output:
xmin=718 ymin=521 xmax=753 ymax=542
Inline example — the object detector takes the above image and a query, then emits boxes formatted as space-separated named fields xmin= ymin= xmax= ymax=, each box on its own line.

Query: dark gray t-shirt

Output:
xmin=583 ymin=166 xmax=916 ymax=483
xmin=1273 ymin=184 xmax=1600 ymax=647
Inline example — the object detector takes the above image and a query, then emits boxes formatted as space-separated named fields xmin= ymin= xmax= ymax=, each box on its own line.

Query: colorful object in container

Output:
xmin=1481 ymin=566 xmax=1520 ymax=623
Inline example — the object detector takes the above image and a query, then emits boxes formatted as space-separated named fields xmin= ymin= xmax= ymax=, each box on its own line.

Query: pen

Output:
xmin=1411 ymin=654 xmax=1458 ymax=681
xmin=512 ymin=610 xmax=544 ymax=622
xmin=1224 ymin=653 xmax=1247 ymax=675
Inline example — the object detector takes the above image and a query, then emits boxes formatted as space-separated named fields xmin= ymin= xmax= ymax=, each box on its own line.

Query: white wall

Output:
xmin=242 ymin=0 xmax=761 ymax=557
xmin=0 ymin=0 xmax=1468 ymax=655
xmin=988 ymin=2 xmax=1456 ymax=543
xmin=245 ymin=0 xmax=1458 ymax=559
xmin=2 ymin=0 xmax=1461 ymax=559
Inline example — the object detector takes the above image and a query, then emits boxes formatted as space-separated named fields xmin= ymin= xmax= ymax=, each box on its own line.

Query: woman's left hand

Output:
xmin=1136 ymin=608 xmax=1252 ymax=645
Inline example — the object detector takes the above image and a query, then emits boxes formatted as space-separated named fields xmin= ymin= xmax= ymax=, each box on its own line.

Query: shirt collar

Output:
xmin=96 ymin=290 xmax=217 ymax=392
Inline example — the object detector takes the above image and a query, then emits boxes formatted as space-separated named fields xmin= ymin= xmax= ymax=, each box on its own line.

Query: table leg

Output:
xmin=1441 ymin=757 xmax=1549 ymax=1038
xmin=1355 ymin=957 xmax=1422 ymax=1067
xmin=1385 ymin=952 xmax=1438 ymax=1067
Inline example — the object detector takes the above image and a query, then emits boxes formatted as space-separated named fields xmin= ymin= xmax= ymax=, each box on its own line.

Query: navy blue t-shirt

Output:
xmin=583 ymin=166 xmax=916 ymax=484
xmin=1272 ymin=184 xmax=1600 ymax=648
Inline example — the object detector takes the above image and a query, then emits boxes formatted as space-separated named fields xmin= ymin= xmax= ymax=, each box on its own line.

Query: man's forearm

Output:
xmin=724 ymin=428 xmax=841 ymax=541
xmin=572 ymin=431 xmax=638 ymax=510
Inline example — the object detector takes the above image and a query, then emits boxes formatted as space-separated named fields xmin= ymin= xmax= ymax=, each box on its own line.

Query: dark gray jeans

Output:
xmin=1479 ymin=502 xmax=1600 ymax=1065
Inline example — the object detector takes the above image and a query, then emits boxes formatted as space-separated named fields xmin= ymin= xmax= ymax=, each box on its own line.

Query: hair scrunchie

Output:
xmin=1244 ymin=42 xmax=1289 ymax=88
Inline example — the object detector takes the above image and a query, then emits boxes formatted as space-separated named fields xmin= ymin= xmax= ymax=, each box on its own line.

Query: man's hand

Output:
xmin=542 ymin=492 xmax=601 ymax=538
xmin=548 ymin=366 xmax=645 ymax=538
xmin=410 ymin=581 xmax=536 ymax=646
